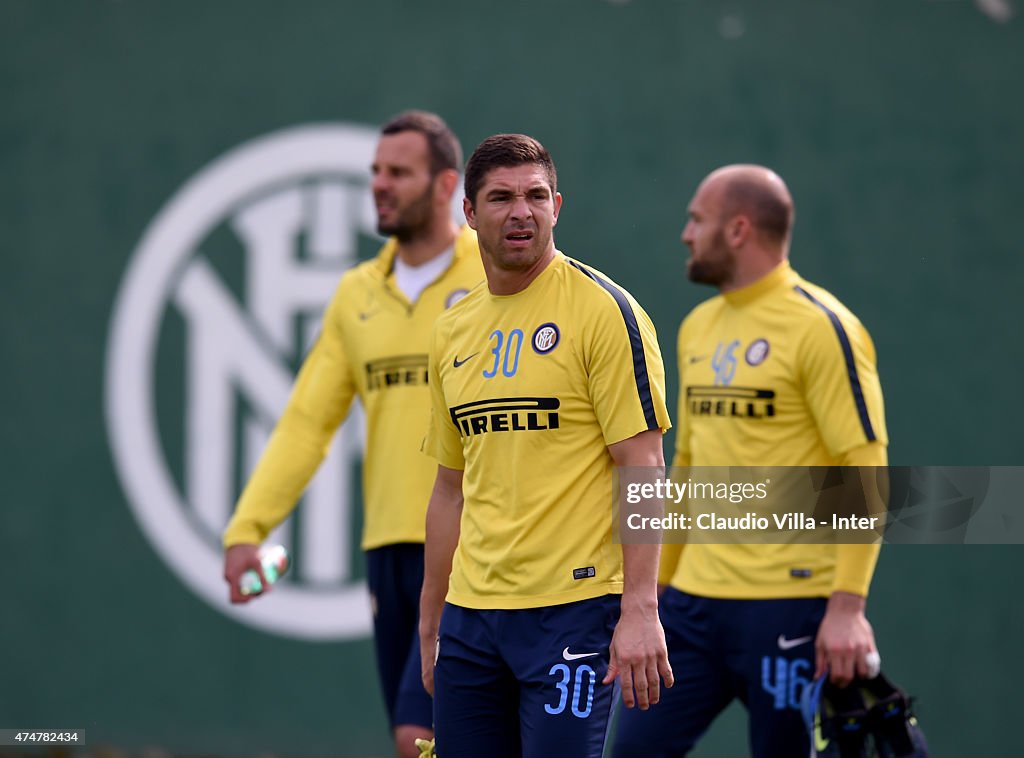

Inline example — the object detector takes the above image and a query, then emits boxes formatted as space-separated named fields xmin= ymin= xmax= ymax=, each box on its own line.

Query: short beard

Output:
xmin=686 ymin=231 xmax=733 ymax=287
xmin=687 ymin=259 xmax=730 ymax=286
xmin=376 ymin=185 xmax=435 ymax=242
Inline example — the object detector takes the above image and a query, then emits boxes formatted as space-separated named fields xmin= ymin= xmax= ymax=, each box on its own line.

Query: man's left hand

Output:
xmin=602 ymin=603 xmax=674 ymax=709
xmin=815 ymin=590 xmax=877 ymax=687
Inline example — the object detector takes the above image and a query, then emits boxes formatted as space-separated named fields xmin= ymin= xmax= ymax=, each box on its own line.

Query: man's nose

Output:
xmin=510 ymin=195 xmax=532 ymax=219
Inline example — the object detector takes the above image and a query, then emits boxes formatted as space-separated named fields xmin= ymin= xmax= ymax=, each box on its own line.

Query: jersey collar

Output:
xmin=373 ymin=225 xmax=478 ymax=278
xmin=722 ymin=260 xmax=799 ymax=306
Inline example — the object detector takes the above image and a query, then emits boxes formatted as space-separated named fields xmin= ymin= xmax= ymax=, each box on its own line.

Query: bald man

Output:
xmin=613 ymin=166 xmax=888 ymax=757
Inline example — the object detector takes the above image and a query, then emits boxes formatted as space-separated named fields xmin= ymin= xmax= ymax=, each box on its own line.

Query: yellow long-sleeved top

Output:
xmin=659 ymin=262 xmax=887 ymax=599
xmin=224 ymin=226 xmax=483 ymax=551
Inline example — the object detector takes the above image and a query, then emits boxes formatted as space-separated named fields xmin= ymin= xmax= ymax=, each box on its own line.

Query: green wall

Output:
xmin=2 ymin=1 xmax=1021 ymax=755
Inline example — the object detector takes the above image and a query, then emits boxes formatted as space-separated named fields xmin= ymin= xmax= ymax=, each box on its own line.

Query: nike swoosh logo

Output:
xmin=777 ymin=634 xmax=813 ymax=651
xmin=813 ymin=713 xmax=829 ymax=751
xmin=359 ymin=310 xmax=379 ymax=321
xmin=688 ymin=354 xmax=707 ymax=364
xmin=453 ymin=352 xmax=479 ymax=368
xmin=562 ymin=646 xmax=599 ymax=661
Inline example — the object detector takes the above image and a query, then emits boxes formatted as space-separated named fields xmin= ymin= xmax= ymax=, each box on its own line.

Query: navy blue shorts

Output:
xmin=612 ymin=588 xmax=826 ymax=758
xmin=434 ymin=595 xmax=621 ymax=758
xmin=365 ymin=543 xmax=432 ymax=730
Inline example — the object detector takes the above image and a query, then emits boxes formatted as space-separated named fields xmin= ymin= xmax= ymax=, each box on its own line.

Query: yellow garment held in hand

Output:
xmin=414 ymin=737 xmax=436 ymax=758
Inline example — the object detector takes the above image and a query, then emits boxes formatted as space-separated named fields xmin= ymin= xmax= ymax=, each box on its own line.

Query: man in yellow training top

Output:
xmin=222 ymin=111 xmax=483 ymax=758
xmin=419 ymin=133 xmax=674 ymax=757
xmin=614 ymin=165 xmax=887 ymax=758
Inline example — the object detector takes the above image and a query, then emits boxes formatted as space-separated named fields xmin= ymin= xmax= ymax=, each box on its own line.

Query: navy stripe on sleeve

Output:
xmin=794 ymin=285 xmax=877 ymax=442
xmin=568 ymin=260 xmax=659 ymax=430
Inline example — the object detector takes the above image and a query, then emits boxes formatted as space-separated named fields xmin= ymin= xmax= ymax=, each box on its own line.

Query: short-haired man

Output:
xmin=223 ymin=111 xmax=483 ymax=758
xmin=419 ymin=133 xmax=674 ymax=757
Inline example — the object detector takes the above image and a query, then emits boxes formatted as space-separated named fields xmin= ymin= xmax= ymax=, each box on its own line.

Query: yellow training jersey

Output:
xmin=424 ymin=252 xmax=671 ymax=610
xmin=224 ymin=225 xmax=483 ymax=551
xmin=662 ymin=261 xmax=887 ymax=599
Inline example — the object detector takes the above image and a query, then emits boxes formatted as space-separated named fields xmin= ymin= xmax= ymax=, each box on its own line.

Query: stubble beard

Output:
xmin=491 ymin=228 xmax=552 ymax=272
xmin=376 ymin=185 xmax=435 ymax=242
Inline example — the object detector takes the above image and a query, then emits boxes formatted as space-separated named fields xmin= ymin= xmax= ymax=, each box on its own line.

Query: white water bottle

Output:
xmin=238 ymin=544 xmax=290 ymax=596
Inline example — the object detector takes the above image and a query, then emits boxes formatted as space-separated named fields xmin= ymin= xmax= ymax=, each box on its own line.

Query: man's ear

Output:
xmin=726 ymin=215 xmax=752 ymax=247
xmin=463 ymin=196 xmax=477 ymax=230
xmin=434 ymin=168 xmax=460 ymax=204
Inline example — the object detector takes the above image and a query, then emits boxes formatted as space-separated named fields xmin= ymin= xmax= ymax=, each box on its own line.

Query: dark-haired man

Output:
xmin=613 ymin=165 xmax=887 ymax=758
xmin=223 ymin=111 xmax=483 ymax=758
xmin=419 ymin=133 xmax=674 ymax=757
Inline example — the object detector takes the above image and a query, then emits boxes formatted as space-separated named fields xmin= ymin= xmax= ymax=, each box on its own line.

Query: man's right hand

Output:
xmin=223 ymin=543 xmax=265 ymax=604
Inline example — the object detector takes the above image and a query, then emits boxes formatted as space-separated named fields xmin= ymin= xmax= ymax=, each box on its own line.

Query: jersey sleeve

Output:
xmin=223 ymin=284 xmax=357 ymax=546
xmin=659 ymin=315 xmax=697 ymax=585
xmin=832 ymin=440 xmax=887 ymax=596
xmin=799 ymin=307 xmax=888 ymax=458
xmin=422 ymin=318 xmax=466 ymax=470
xmin=585 ymin=288 xmax=671 ymax=447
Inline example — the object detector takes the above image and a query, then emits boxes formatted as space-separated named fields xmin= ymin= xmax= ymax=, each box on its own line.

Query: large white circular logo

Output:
xmin=106 ymin=123 xmax=403 ymax=640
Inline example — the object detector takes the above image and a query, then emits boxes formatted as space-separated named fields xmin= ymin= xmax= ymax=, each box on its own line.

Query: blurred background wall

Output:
xmin=2 ymin=1 xmax=1021 ymax=755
